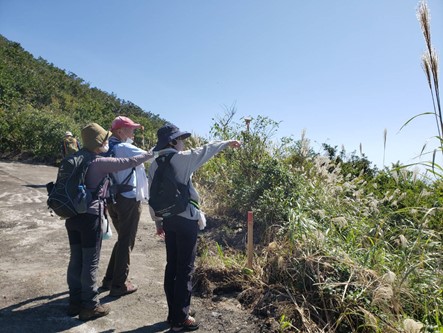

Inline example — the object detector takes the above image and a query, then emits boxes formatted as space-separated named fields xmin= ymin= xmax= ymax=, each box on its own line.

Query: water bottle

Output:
xmin=77 ymin=185 xmax=86 ymax=202
xmin=74 ymin=184 xmax=89 ymax=214
xmin=102 ymin=216 xmax=112 ymax=240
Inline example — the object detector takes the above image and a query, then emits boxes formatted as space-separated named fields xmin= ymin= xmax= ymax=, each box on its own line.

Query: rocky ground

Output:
xmin=0 ymin=161 xmax=274 ymax=333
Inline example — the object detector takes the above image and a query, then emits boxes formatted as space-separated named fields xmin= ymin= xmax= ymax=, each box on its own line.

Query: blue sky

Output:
xmin=1 ymin=0 xmax=442 ymax=169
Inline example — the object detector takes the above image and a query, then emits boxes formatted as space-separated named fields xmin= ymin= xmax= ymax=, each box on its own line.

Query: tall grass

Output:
xmin=193 ymin=2 xmax=442 ymax=331
xmin=194 ymin=109 xmax=442 ymax=331
xmin=401 ymin=0 xmax=442 ymax=172
xmin=418 ymin=1 xmax=442 ymax=144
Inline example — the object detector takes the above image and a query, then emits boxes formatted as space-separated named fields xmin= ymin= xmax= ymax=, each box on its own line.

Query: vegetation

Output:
xmin=194 ymin=108 xmax=442 ymax=333
xmin=193 ymin=3 xmax=442 ymax=332
xmin=0 ymin=1 xmax=441 ymax=331
xmin=0 ymin=34 xmax=164 ymax=164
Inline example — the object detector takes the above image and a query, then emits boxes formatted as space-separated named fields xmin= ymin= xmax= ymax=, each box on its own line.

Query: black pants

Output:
xmin=163 ymin=215 xmax=199 ymax=325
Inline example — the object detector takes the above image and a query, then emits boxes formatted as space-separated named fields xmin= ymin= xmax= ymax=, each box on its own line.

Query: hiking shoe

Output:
xmin=109 ymin=282 xmax=138 ymax=297
xmin=167 ymin=309 xmax=196 ymax=325
xmin=172 ymin=315 xmax=200 ymax=332
xmin=98 ymin=278 xmax=112 ymax=293
xmin=79 ymin=304 xmax=110 ymax=321
xmin=66 ymin=303 xmax=82 ymax=316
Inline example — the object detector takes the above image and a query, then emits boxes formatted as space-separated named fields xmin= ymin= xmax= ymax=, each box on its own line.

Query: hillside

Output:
xmin=0 ymin=34 xmax=164 ymax=163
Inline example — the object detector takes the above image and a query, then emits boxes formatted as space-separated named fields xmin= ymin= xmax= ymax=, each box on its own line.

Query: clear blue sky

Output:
xmin=1 ymin=0 xmax=442 ymax=169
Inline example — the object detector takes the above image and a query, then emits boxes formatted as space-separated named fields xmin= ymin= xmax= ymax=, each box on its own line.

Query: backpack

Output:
xmin=63 ymin=136 xmax=79 ymax=156
xmin=47 ymin=149 xmax=97 ymax=219
xmin=108 ymin=168 xmax=135 ymax=204
xmin=149 ymin=153 xmax=190 ymax=218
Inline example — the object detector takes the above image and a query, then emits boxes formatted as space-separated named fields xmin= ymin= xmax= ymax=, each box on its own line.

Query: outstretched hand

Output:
xmin=228 ymin=140 xmax=241 ymax=148
xmin=156 ymin=227 xmax=165 ymax=240
xmin=146 ymin=147 xmax=156 ymax=160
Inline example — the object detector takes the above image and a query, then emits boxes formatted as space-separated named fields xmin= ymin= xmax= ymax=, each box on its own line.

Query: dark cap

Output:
xmin=153 ymin=124 xmax=191 ymax=151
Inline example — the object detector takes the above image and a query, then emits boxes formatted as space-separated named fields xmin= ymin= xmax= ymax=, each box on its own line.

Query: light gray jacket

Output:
xmin=147 ymin=140 xmax=232 ymax=228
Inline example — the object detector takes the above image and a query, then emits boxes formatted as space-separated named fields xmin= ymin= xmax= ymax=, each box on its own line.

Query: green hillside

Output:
xmin=0 ymin=34 xmax=164 ymax=163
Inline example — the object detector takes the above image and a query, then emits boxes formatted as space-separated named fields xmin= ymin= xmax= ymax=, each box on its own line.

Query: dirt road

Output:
xmin=0 ymin=161 xmax=264 ymax=333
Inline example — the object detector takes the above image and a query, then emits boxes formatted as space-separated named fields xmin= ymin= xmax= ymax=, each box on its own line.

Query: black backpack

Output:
xmin=47 ymin=149 xmax=97 ymax=219
xmin=149 ymin=153 xmax=190 ymax=218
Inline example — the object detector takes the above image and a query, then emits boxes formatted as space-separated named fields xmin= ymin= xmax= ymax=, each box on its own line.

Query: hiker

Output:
xmin=61 ymin=131 xmax=81 ymax=158
xmin=100 ymin=116 xmax=150 ymax=297
xmin=148 ymin=123 xmax=241 ymax=332
xmin=65 ymin=123 xmax=154 ymax=321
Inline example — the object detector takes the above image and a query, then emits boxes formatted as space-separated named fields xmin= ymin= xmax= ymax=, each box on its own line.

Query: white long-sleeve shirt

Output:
xmin=112 ymin=141 xmax=149 ymax=200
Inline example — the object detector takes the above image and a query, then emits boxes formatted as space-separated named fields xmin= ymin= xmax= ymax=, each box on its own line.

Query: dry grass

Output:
xmin=417 ymin=0 xmax=442 ymax=152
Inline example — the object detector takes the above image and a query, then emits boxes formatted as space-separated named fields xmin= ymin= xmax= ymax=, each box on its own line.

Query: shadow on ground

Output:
xmin=0 ymin=291 xmax=85 ymax=332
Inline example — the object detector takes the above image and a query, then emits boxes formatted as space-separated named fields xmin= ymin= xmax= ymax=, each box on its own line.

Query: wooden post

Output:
xmin=247 ymin=211 xmax=253 ymax=269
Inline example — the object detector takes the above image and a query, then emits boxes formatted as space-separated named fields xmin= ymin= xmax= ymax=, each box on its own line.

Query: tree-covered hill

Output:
xmin=0 ymin=34 xmax=164 ymax=163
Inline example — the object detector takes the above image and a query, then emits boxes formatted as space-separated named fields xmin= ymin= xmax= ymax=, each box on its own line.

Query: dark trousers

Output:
xmin=104 ymin=195 xmax=141 ymax=289
xmin=66 ymin=213 xmax=102 ymax=309
xmin=163 ymin=216 xmax=199 ymax=325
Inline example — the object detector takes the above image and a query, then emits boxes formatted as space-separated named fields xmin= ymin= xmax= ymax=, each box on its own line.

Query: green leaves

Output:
xmin=0 ymin=34 xmax=165 ymax=162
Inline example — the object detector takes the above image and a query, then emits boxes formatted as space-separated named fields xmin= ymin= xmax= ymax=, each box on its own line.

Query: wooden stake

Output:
xmin=247 ymin=211 xmax=253 ymax=269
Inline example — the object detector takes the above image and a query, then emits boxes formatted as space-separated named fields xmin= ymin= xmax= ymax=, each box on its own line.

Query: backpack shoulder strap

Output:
xmin=120 ymin=167 xmax=136 ymax=185
xmin=80 ymin=151 xmax=95 ymax=186
xmin=153 ymin=153 xmax=174 ymax=179
xmin=79 ymin=149 xmax=95 ymax=165
xmin=78 ymin=150 xmax=106 ymax=197
xmin=92 ymin=174 xmax=111 ymax=198
xmin=156 ymin=152 xmax=175 ymax=166
xmin=155 ymin=153 xmax=190 ymax=188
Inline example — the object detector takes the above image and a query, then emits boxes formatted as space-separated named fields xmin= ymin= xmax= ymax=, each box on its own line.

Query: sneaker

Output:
xmin=109 ymin=282 xmax=138 ymax=297
xmin=66 ymin=303 xmax=82 ymax=316
xmin=167 ymin=309 xmax=197 ymax=325
xmin=79 ymin=304 xmax=110 ymax=321
xmin=172 ymin=315 xmax=200 ymax=332
xmin=98 ymin=278 xmax=112 ymax=293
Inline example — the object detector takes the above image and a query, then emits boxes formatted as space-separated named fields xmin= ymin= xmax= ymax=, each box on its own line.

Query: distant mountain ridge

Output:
xmin=0 ymin=34 xmax=164 ymax=163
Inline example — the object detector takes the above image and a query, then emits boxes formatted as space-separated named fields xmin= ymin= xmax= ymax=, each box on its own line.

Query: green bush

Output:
xmin=0 ymin=34 xmax=164 ymax=162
